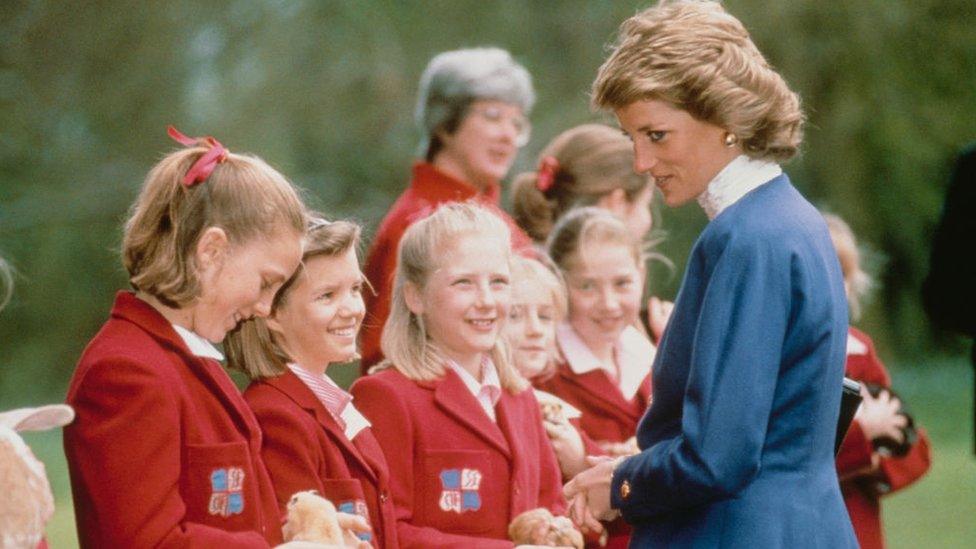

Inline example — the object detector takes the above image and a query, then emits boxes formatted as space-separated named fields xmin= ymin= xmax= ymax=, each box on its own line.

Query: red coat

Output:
xmin=360 ymin=162 xmax=532 ymax=372
xmin=243 ymin=370 xmax=399 ymax=549
xmin=535 ymin=359 xmax=652 ymax=447
xmin=64 ymin=292 xmax=282 ymax=548
xmin=350 ymin=368 xmax=566 ymax=548
xmin=836 ymin=327 xmax=932 ymax=549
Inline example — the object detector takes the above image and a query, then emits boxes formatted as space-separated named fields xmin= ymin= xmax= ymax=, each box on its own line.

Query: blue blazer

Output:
xmin=611 ymin=175 xmax=858 ymax=548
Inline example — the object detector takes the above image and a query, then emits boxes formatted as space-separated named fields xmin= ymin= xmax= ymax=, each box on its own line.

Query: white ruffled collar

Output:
xmin=697 ymin=155 xmax=783 ymax=220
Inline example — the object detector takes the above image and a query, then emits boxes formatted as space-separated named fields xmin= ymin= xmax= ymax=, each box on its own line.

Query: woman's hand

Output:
xmin=856 ymin=386 xmax=908 ymax=443
xmin=647 ymin=296 xmax=674 ymax=341
xmin=563 ymin=456 xmax=622 ymax=534
xmin=544 ymin=417 xmax=587 ymax=478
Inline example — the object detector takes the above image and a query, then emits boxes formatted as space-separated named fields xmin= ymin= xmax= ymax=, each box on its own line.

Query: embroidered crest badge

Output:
xmin=438 ymin=468 xmax=482 ymax=513
xmin=338 ymin=500 xmax=373 ymax=541
xmin=208 ymin=467 xmax=245 ymax=517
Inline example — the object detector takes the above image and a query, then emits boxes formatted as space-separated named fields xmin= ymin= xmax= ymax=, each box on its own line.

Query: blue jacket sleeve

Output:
xmin=611 ymin=233 xmax=791 ymax=520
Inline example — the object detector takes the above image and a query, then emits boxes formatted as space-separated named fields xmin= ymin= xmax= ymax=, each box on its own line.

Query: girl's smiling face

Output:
xmin=504 ymin=276 xmax=558 ymax=379
xmin=268 ymin=248 xmax=366 ymax=371
xmin=192 ymin=228 xmax=303 ymax=343
xmin=407 ymin=233 xmax=512 ymax=368
xmin=564 ymin=242 xmax=642 ymax=351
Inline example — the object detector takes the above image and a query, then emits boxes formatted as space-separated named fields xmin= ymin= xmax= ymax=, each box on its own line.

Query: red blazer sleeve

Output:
xmin=351 ymin=376 xmax=513 ymax=549
xmin=838 ymin=329 xmax=932 ymax=493
xmin=65 ymin=358 xmax=269 ymax=548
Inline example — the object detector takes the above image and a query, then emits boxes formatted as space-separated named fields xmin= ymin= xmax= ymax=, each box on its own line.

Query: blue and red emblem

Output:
xmin=438 ymin=468 xmax=482 ymax=513
xmin=208 ymin=467 xmax=245 ymax=517
xmin=338 ymin=499 xmax=372 ymax=542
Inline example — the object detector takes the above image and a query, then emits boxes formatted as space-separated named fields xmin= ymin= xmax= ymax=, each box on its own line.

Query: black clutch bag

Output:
xmin=835 ymin=377 xmax=863 ymax=454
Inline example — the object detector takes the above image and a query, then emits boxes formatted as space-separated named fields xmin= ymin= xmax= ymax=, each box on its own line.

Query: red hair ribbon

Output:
xmin=536 ymin=155 xmax=559 ymax=192
xmin=167 ymin=125 xmax=229 ymax=187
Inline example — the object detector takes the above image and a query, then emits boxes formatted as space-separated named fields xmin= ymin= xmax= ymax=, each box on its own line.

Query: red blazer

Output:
xmin=836 ymin=327 xmax=932 ymax=549
xmin=350 ymin=367 xmax=566 ymax=548
xmin=64 ymin=292 xmax=282 ymax=548
xmin=535 ymin=359 xmax=652 ymax=446
xmin=360 ymin=162 xmax=532 ymax=372
xmin=244 ymin=370 xmax=399 ymax=549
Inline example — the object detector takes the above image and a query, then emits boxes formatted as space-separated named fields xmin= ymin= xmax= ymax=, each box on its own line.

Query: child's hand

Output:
xmin=856 ymin=386 xmax=908 ymax=444
xmin=543 ymin=417 xmax=587 ymax=478
xmin=597 ymin=436 xmax=639 ymax=457
xmin=647 ymin=296 xmax=674 ymax=341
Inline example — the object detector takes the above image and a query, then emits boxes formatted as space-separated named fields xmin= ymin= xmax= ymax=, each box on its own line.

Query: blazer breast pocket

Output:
xmin=419 ymin=449 xmax=495 ymax=535
xmin=321 ymin=478 xmax=373 ymax=543
xmin=182 ymin=441 xmax=258 ymax=531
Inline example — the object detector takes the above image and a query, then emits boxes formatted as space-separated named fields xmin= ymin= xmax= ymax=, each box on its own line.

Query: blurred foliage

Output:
xmin=1 ymin=0 xmax=975 ymax=406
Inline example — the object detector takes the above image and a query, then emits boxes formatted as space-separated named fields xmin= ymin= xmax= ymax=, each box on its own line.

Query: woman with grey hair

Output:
xmin=361 ymin=47 xmax=536 ymax=372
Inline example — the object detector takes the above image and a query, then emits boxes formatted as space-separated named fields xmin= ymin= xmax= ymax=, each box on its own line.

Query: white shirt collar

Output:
xmin=697 ymin=155 xmax=783 ymax=220
xmin=846 ymin=333 xmax=869 ymax=356
xmin=447 ymin=356 xmax=502 ymax=422
xmin=172 ymin=324 xmax=224 ymax=361
xmin=556 ymin=323 xmax=656 ymax=401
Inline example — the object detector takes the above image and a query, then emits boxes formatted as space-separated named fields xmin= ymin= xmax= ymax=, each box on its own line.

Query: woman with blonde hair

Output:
xmin=563 ymin=2 xmax=858 ymax=547
xmin=351 ymin=203 xmax=569 ymax=548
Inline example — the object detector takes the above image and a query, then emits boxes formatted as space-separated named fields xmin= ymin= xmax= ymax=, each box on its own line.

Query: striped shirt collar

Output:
xmin=287 ymin=363 xmax=353 ymax=429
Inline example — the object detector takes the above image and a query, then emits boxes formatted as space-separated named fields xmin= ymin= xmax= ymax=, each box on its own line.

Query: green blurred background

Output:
xmin=2 ymin=0 xmax=975 ymax=546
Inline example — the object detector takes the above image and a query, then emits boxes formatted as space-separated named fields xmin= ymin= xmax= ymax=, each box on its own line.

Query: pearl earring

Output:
xmin=724 ymin=133 xmax=738 ymax=147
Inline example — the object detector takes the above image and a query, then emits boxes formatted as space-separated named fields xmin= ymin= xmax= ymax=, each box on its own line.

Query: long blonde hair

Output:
xmin=381 ymin=202 xmax=527 ymax=393
xmin=225 ymin=218 xmax=362 ymax=379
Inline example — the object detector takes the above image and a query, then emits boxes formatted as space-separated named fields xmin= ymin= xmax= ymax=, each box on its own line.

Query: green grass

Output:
xmin=24 ymin=357 xmax=976 ymax=547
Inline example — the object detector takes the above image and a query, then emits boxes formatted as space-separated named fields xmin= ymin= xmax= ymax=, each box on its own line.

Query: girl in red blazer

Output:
xmin=503 ymin=255 xmax=599 ymax=481
xmin=826 ymin=213 xmax=932 ymax=549
xmin=351 ymin=203 xmax=570 ymax=548
xmin=225 ymin=218 xmax=396 ymax=549
xmin=536 ymin=208 xmax=655 ymax=458
xmin=64 ymin=127 xmax=307 ymax=548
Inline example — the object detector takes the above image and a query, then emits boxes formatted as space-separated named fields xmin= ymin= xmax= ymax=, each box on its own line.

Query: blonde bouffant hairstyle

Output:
xmin=225 ymin=218 xmax=363 ymax=380
xmin=122 ymin=144 xmax=307 ymax=308
xmin=381 ymin=202 xmax=527 ymax=393
xmin=511 ymin=124 xmax=652 ymax=243
xmin=592 ymin=0 xmax=804 ymax=162
xmin=823 ymin=213 xmax=873 ymax=321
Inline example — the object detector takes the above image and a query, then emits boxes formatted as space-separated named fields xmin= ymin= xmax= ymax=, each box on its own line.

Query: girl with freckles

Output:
xmin=225 ymin=218 xmax=396 ymax=548
xmin=351 ymin=203 xmax=567 ymax=548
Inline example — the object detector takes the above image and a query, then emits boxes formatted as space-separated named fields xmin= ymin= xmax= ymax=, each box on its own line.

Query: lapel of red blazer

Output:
xmin=429 ymin=369 xmax=511 ymax=459
xmin=264 ymin=370 xmax=378 ymax=483
xmin=111 ymin=291 xmax=258 ymax=440
xmin=494 ymin=390 xmax=529 ymax=470
xmin=555 ymin=361 xmax=644 ymax=425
